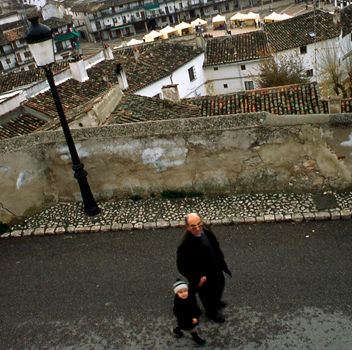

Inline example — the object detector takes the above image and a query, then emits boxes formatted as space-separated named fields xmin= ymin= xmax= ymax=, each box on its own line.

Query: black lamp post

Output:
xmin=25 ymin=17 xmax=100 ymax=217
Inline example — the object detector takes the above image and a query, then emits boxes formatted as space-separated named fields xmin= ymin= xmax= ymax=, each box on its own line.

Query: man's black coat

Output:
xmin=176 ymin=227 xmax=231 ymax=288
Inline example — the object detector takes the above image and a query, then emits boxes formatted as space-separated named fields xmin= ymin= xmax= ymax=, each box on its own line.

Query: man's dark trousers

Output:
xmin=196 ymin=270 xmax=225 ymax=317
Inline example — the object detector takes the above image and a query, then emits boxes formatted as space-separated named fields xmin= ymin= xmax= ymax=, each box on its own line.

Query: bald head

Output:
xmin=185 ymin=213 xmax=203 ymax=235
xmin=185 ymin=213 xmax=201 ymax=225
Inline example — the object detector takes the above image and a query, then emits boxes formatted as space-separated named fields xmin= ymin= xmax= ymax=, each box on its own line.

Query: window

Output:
xmin=214 ymin=67 xmax=218 ymax=71
xmin=188 ymin=66 xmax=196 ymax=81
xmin=223 ymin=84 xmax=228 ymax=88
xmin=6 ymin=58 xmax=11 ymax=64
xmin=306 ymin=69 xmax=313 ymax=77
xmin=24 ymin=51 xmax=31 ymax=58
xmin=241 ymin=64 xmax=246 ymax=70
xmin=300 ymin=45 xmax=307 ymax=54
xmin=244 ymin=81 xmax=254 ymax=90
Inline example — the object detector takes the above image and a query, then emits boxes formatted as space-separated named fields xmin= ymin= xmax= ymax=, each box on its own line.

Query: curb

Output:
xmin=2 ymin=209 xmax=351 ymax=239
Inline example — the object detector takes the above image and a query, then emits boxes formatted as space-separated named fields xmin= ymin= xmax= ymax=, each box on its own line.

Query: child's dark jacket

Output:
xmin=173 ymin=293 xmax=202 ymax=330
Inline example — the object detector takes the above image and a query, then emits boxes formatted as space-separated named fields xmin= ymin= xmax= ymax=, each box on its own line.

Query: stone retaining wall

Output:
xmin=1 ymin=112 xmax=352 ymax=224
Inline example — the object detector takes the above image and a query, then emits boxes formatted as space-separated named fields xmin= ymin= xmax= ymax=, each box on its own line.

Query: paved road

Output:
xmin=1 ymin=220 xmax=352 ymax=349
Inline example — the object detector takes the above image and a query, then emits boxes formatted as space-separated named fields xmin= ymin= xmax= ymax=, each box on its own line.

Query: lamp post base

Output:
xmin=73 ymin=163 xmax=101 ymax=217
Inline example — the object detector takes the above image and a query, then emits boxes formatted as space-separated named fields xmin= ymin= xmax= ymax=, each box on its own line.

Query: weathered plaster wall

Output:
xmin=1 ymin=112 xmax=352 ymax=223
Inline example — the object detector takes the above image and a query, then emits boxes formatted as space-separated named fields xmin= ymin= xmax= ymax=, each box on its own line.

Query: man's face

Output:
xmin=177 ymin=288 xmax=189 ymax=299
xmin=186 ymin=215 xmax=203 ymax=236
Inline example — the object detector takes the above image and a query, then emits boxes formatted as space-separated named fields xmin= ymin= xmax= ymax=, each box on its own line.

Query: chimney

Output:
xmin=162 ymin=84 xmax=180 ymax=102
xmin=121 ymin=36 xmax=127 ymax=47
xmin=333 ymin=9 xmax=341 ymax=26
xmin=133 ymin=47 xmax=140 ymax=63
xmin=116 ymin=63 xmax=129 ymax=90
xmin=195 ymin=33 xmax=205 ymax=50
xmin=328 ymin=95 xmax=342 ymax=113
xmin=69 ymin=57 xmax=89 ymax=82
xmin=103 ymin=43 xmax=114 ymax=60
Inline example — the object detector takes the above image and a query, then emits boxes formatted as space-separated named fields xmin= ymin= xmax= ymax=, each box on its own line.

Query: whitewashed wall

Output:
xmin=134 ymin=53 xmax=206 ymax=98
xmin=272 ymin=37 xmax=339 ymax=83
xmin=203 ymin=60 xmax=262 ymax=95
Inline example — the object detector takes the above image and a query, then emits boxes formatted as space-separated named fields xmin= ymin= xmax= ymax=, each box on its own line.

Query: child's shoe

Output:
xmin=173 ymin=327 xmax=184 ymax=338
xmin=191 ymin=332 xmax=206 ymax=346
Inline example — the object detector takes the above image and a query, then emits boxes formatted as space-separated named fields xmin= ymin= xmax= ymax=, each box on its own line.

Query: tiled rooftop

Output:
xmin=23 ymin=42 xmax=203 ymax=121
xmin=107 ymin=94 xmax=200 ymax=124
xmin=0 ymin=114 xmax=46 ymax=139
xmin=0 ymin=61 xmax=69 ymax=94
xmin=43 ymin=17 xmax=73 ymax=29
xmin=341 ymin=5 xmax=352 ymax=37
xmin=4 ymin=27 xmax=26 ymax=42
xmin=71 ymin=0 xmax=137 ymax=13
xmin=204 ymin=31 xmax=270 ymax=66
xmin=116 ymin=42 xmax=203 ymax=93
xmin=25 ymin=59 xmax=121 ymax=120
xmin=342 ymin=99 xmax=352 ymax=113
xmin=265 ymin=9 xmax=340 ymax=52
xmin=183 ymin=82 xmax=325 ymax=116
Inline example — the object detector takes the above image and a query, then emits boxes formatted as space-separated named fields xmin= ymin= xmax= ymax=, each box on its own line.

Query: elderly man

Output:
xmin=176 ymin=213 xmax=231 ymax=323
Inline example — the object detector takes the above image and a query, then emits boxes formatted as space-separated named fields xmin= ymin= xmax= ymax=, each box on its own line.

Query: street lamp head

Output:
xmin=25 ymin=16 xmax=55 ymax=67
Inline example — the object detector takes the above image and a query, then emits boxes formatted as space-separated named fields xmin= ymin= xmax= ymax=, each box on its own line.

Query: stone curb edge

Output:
xmin=2 ymin=209 xmax=351 ymax=238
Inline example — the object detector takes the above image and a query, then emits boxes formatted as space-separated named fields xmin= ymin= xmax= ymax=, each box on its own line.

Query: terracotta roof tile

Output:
xmin=108 ymin=94 xmax=200 ymax=124
xmin=183 ymin=82 xmax=325 ymax=115
xmin=342 ymin=99 xmax=352 ymax=113
xmin=341 ymin=5 xmax=352 ymax=37
xmin=265 ymin=9 xmax=340 ymax=52
xmin=4 ymin=27 xmax=26 ymax=42
xmin=24 ymin=42 xmax=203 ymax=120
xmin=0 ymin=114 xmax=46 ymax=139
xmin=204 ymin=31 xmax=270 ymax=66
xmin=0 ymin=61 xmax=70 ymax=94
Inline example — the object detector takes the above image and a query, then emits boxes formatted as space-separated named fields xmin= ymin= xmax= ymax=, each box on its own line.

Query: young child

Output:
xmin=173 ymin=279 xmax=206 ymax=346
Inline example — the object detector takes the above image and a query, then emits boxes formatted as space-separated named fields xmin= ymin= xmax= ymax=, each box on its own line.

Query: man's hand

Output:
xmin=192 ymin=318 xmax=198 ymax=325
xmin=198 ymin=276 xmax=207 ymax=287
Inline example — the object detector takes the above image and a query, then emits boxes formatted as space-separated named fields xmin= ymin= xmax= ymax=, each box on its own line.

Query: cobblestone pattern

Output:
xmin=2 ymin=192 xmax=352 ymax=238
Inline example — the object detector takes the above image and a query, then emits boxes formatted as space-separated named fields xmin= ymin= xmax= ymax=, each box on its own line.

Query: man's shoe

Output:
xmin=192 ymin=332 xmax=206 ymax=346
xmin=216 ymin=300 xmax=227 ymax=308
xmin=207 ymin=313 xmax=225 ymax=323
xmin=173 ymin=327 xmax=184 ymax=337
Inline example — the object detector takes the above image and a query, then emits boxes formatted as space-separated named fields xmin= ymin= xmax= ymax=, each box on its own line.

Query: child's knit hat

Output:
xmin=173 ymin=279 xmax=188 ymax=294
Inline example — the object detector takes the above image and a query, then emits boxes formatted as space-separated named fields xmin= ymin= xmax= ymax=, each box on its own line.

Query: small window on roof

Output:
xmin=214 ymin=67 xmax=218 ymax=70
xmin=241 ymin=64 xmax=246 ymax=70
xmin=300 ymin=46 xmax=307 ymax=54
xmin=224 ymin=84 xmax=228 ymax=88
xmin=306 ymin=69 xmax=313 ymax=77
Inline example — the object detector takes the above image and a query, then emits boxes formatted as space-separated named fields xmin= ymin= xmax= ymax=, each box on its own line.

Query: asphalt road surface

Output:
xmin=1 ymin=220 xmax=352 ymax=349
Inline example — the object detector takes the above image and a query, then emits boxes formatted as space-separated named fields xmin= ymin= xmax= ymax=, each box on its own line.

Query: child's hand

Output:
xmin=192 ymin=318 xmax=198 ymax=325
xmin=198 ymin=276 xmax=207 ymax=287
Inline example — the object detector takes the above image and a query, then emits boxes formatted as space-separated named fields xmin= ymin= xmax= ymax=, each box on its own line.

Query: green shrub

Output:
xmin=0 ymin=222 xmax=10 ymax=234
xmin=186 ymin=191 xmax=203 ymax=197
xmin=161 ymin=190 xmax=187 ymax=199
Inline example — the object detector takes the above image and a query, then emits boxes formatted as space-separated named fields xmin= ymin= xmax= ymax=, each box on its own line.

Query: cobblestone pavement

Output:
xmin=3 ymin=191 xmax=352 ymax=238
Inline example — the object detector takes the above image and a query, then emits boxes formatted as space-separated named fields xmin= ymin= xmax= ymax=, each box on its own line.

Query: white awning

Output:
xmin=212 ymin=14 xmax=226 ymax=23
xmin=191 ymin=18 xmax=207 ymax=28
xmin=143 ymin=30 xmax=163 ymax=42
xmin=126 ymin=38 xmax=144 ymax=46
xmin=174 ymin=22 xmax=193 ymax=35
xmin=159 ymin=25 xmax=178 ymax=39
